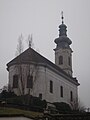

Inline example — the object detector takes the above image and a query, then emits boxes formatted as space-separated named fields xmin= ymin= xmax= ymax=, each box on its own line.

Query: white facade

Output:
xmin=8 ymin=63 xmax=78 ymax=105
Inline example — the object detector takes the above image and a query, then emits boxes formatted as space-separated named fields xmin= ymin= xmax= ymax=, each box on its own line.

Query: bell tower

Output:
xmin=54 ymin=12 xmax=73 ymax=76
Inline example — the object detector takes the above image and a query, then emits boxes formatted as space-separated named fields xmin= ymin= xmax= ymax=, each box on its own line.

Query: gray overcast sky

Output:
xmin=0 ymin=0 xmax=90 ymax=108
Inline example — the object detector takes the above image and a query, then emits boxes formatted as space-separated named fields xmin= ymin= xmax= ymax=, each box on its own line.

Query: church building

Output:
xmin=7 ymin=14 xmax=79 ymax=106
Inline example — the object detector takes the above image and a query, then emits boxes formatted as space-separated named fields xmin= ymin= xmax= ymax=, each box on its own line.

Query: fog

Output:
xmin=0 ymin=0 xmax=90 ymax=108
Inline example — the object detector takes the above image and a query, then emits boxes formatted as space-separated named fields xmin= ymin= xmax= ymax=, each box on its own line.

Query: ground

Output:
xmin=0 ymin=107 xmax=43 ymax=118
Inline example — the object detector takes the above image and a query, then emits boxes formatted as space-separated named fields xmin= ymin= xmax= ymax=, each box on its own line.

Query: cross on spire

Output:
xmin=61 ymin=11 xmax=64 ymax=24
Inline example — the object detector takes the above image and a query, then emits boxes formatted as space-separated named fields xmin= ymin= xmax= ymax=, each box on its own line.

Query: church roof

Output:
xmin=7 ymin=47 xmax=79 ymax=86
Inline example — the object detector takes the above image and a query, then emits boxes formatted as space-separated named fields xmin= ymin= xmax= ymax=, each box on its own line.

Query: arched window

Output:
xmin=68 ymin=57 xmax=71 ymax=66
xmin=59 ymin=56 xmax=63 ymax=65
xmin=39 ymin=93 xmax=42 ymax=100
xmin=13 ymin=75 xmax=18 ymax=88
xmin=60 ymin=86 xmax=63 ymax=97
xmin=70 ymin=91 xmax=73 ymax=102
xmin=50 ymin=80 xmax=53 ymax=93
xmin=27 ymin=75 xmax=33 ymax=88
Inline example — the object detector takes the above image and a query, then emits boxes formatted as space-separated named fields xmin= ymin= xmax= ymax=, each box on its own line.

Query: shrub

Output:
xmin=2 ymin=94 xmax=47 ymax=112
xmin=0 ymin=90 xmax=17 ymax=100
xmin=53 ymin=102 xmax=71 ymax=113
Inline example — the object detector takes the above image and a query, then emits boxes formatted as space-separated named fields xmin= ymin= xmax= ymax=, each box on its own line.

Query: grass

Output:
xmin=0 ymin=107 xmax=43 ymax=118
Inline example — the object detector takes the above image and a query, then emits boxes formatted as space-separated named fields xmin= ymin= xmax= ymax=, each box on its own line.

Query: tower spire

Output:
xmin=54 ymin=13 xmax=73 ymax=76
xmin=58 ymin=11 xmax=68 ymax=36
xmin=61 ymin=11 xmax=64 ymax=24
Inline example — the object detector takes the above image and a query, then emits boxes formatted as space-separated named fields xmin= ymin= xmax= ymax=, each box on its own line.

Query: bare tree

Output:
xmin=77 ymin=100 xmax=85 ymax=112
xmin=26 ymin=63 xmax=39 ymax=105
xmin=14 ymin=34 xmax=24 ymax=95
xmin=12 ymin=34 xmax=39 ymax=104
xmin=15 ymin=34 xmax=24 ymax=56
xmin=70 ymin=98 xmax=85 ymax=112
xmin=27 ymin=64 xmax=39 ymax=93
xmin=27 ymin=34 xmax=34 ymax=48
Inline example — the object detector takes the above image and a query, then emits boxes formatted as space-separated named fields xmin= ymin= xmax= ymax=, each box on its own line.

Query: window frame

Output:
xmin=70 ymin=91 xmax=73 ymax=102
xmin=27 ymin=75 xmax=33 ymax=89
xmin=59 ymin=56 xmax=63 ymax=65
xmin=60 ymin=86 xmax=63 ymax=97
xmin=39 ymin=93 xmax=42 ymax=100
xmin=68 ymin=56 xmax=71 ymax=66
xmin=13 ymin=75 xmax=18 ymax=88
xmin=50 ymin=80 xmax=53 ymax=93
